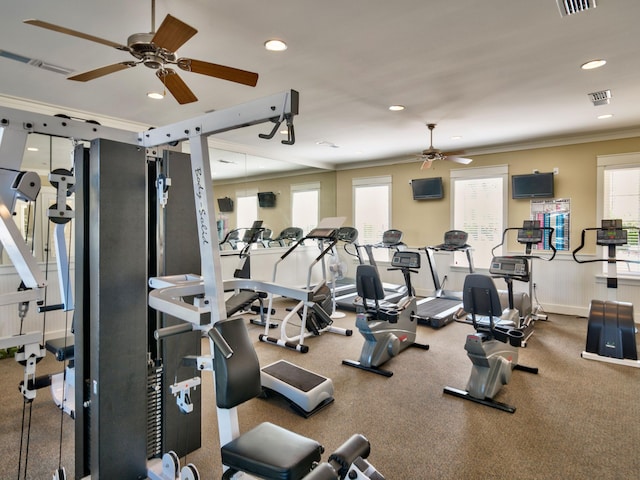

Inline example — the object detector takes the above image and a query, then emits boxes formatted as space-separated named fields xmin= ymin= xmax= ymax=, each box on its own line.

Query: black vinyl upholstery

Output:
xmin=462 ymin=274 xmax=503 ymax=328
xmin=213 ymin=317 xmax=324 ymax=479
xmin=355 ymin=265 xmax=386 ymax=303
xmin=213 ymin=317 xmax=262 ymax=409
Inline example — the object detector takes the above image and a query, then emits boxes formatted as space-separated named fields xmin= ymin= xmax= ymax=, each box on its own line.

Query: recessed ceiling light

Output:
xmin=388 ymin=105 xmax=405 ymax=111
xmin=597 ymin=114 xmax=613 ymax=119
xmin=147 ymin=92 xmax=164 ymax=100
xmin=581 ymin=59 xmax=606 ymax=70
xmin=27 ymin=147 xmax=39 ymax=152
xmin=451 ymin=136 xmax=462 ymax=140
xmin=264 ymin=39 xmax=287 ymax=51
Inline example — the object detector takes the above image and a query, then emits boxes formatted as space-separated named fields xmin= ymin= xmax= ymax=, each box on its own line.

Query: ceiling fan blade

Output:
xmin=177 ymin=58 xmax=258 ymax=87
xmin=157 ymin=68 xmax=197 ymax=104
xmin=23 ymin=19 xmax=129 ymax=50
xmin=68 ymin=62 xmax=135 ymax=82
xmin=152 ymin=14 xmax=197 ymax=52
xmin=448 ymin=155 xmax=473 ymax=165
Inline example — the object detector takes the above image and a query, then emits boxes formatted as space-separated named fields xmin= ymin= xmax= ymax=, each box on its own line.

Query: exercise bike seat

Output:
xmin=463 ymin=274 xmax=524 ymax=347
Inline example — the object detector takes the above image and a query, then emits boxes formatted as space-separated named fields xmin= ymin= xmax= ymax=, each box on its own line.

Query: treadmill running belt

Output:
xmin=418 ymin=298 xmax=461 ymax=317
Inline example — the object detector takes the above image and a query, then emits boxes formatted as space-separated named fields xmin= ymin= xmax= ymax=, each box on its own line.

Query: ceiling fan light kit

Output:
xmin=23 ymin=3 xmax=259 ymax=105
xmin=418 ymin=123 xmax=472 ymax=169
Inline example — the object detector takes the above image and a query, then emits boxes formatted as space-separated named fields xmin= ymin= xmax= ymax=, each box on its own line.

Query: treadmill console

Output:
xmin=391 ymin=251 xmax=421 ymax=269
xmin=436 ymin=230 xmax=469 ymax=250
xmin=337 ymin=226 xmax=358 ymax=243
xmin=517 ymin=220 xmax=543 ymax=244
xmin=242 ymin=220 xmax=264 ymax=243
xmin=381 ymin=229 xmax=403 ymax=247
xmin=596 ymin=221 xmax=627 ymax=245
xmin=307 ymin=227 xmax=338 ymax=240
xmin=489 ymin=256 xmax=529 ymax=280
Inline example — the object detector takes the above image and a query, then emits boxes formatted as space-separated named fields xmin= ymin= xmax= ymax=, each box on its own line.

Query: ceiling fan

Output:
xmin=23 ymin=0 xmax=258 ymax=105
xmin=418 ymin=123 xmax=472 ymax=169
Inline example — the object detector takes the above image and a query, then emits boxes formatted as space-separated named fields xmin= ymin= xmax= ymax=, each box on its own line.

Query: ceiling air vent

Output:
xmin=0 ymin=49 xmax=74 ymax=75
xmin=588 ymin=90 xmax=611 ymax=106
xmin=556 ymin=0 xmax=597 ymax=17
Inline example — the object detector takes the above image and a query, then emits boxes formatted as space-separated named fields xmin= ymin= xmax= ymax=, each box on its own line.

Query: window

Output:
xmin=597 ymin=153 xmax=640 ymax=274
xmin=451 ymin=166 xmax=508 ymax=269
xmin=291 ymin=182 xmax=319 ymax=235
xmin=235 ymin=192 xmax=258 ymax=230
xmin=353 ymin=176 xmax=391 ymax=262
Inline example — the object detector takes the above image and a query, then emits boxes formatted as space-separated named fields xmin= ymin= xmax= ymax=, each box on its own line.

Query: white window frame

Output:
xmin=291 ymin=182 xmax=320 ymax=235
xmin=597 ymin=152 xmax=640 ymax=276
xmin=235 ymin=189 xmax=258 ymax=230
xmin=450 ymin=165 xmax=508 ymax=269
xmin=352 ymin=175 xmax=392 ymax=262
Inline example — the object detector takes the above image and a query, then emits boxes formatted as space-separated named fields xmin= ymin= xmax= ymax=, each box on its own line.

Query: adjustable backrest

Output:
xmin=462 ymin=274 xmax=503 ymax=329
xmin=356 ymin=264 xmax=386 ymax=309
xmin=213 ymin=317 xmax=262 ymax=409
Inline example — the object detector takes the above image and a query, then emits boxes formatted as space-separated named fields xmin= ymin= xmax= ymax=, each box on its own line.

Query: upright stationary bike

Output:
xmin=342 ymin=250 xmax=429 ymax=377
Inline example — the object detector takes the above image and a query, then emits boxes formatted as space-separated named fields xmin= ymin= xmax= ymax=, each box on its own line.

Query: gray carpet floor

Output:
xmin=1 ymin=304 xmax=639 ymax=479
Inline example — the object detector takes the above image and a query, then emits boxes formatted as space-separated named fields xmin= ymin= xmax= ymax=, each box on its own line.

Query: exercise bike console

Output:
xmin=490 ymin=256 xmax=530 ymax=282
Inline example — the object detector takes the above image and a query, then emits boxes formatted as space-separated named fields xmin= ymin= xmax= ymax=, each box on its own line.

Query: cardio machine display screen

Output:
xmin=517 ymin=228 xmax=543 ymax=244
xmin=596 ymin=228 xmax=627 ymax=245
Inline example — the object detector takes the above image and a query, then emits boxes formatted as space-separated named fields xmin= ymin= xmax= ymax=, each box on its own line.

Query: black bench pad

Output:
xmin=221 ymin=422 xmax=323 ymax=480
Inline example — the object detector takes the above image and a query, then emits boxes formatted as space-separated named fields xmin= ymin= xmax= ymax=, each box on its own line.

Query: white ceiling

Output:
xmin=1 ymin=1 xmax=639 ymax=179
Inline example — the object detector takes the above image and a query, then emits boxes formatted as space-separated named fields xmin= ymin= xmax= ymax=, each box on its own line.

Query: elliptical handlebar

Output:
xmin=572 ymin=224 xmax=640 ymax=265
xmin=491 ymin=225 xmax=557 ymax=261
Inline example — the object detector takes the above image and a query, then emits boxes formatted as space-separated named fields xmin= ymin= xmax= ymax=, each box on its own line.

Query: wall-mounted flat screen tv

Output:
xmin=258 ymin=191 xmax=276 ymax=207
xmin=411 ymin=177 xmax=444 ymax=200
xmin=512 ymin=172 xmax=555 ymax=199
xmin=217 ymin=197 xmax=234 ymax=212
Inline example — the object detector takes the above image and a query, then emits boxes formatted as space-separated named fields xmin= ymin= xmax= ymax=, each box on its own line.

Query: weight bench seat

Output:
xmin=45 ymin=336 xmax=74 ymax=361
xmin=221 ymin=421 xmax=323 ymax=480
xmin=226 ymin=290 xmax=263 ymax=317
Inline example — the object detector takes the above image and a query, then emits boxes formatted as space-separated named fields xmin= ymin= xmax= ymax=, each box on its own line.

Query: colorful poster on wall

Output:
xmin=530 ymin=198 xmax=570 ymax=251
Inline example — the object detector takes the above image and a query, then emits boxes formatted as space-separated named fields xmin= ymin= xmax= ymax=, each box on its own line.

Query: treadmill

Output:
xmin=330 ymin=226 xmax=361 ymax=298
xmin=415 ymin=230 xmax=474 ymax=328
xmin=334 ymin=229 xmax=408 ymax=312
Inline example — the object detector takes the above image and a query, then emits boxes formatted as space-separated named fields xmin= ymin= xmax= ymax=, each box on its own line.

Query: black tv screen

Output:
xmin=411 ymin=177 xmax=444 ymax=200
xmin=217 ymin=197 xmax=234 ymax=212
xmin=512 ymin=172 xmax=555 ymax=199
xmin=258 ymin=191 xmax=276 ymax=208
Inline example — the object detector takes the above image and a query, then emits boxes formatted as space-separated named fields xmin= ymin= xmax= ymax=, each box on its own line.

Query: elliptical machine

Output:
xmin=572 ymin=219 xmax=639 ymax=367
xmin=444 ymin=273 xmax=538 ymax=413
xmin=486 ymin=220 xmax=556 ymax=346
xmin=342 ymin=250 xmax=429 ymax=377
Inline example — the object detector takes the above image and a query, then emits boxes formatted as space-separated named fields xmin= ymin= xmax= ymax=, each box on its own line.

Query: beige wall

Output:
xmin=214 ymin=136 xmax=640 ymax=251
xmin=336 ymin=136 xmax=640 ymax=251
